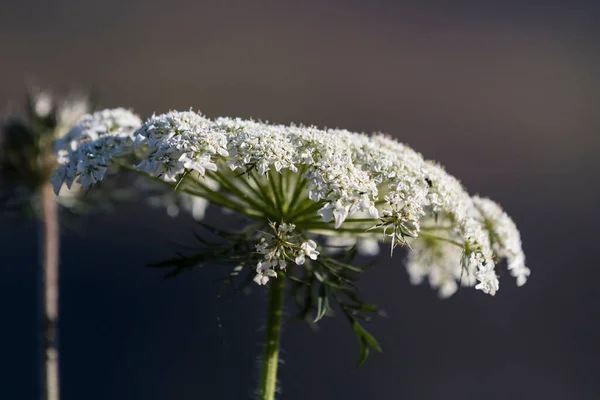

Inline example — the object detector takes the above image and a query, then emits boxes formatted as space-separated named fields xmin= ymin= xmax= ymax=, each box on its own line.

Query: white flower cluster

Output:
xmin=339 ymin=132 xmax=429 ymax=242
xmin=51 ymin=108 xmax=528 ymax=295
xmin=406 ymin=234 xmax=470 ymax=298
xmin=134 ymin=111 xmax=229 ymax=182
xmin=254 ymin=223 xmax=320 ymax=285
xmin=473 ymin=197 xmax=530 ymax=286
xmin=214 ymin=118 xmax=380 ymax=228
xmin=51 ymin=108 xmax=142 ymax=194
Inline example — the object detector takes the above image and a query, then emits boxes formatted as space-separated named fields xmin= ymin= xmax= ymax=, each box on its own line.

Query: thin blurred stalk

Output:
xmin=40 ymin=181 xmax=59 ymax=400
xmin=1 ymin=88 xmax=90 ymax=400
xmin=257 ymin=277 xmax=285 ymax=400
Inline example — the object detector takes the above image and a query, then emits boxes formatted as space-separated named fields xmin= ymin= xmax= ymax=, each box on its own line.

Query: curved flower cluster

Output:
xmin=473 ymin=196 xmax=530 ymax=286
xmin=406 ymin=234 xmax=469 ymax=298
xmin=51 ymin=108 xmax=529 ymax=296
xmin=135 ymin=111 xmax=228 ymax=182
xmin=50 ymin=108 xmax=142 ymax=194
xmin=254 ymin=222 xmax=320 ymax=285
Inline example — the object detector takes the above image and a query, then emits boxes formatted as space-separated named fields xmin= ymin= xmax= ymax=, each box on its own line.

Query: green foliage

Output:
xmin=0 ymin=89 xmax=60 ymax=216
xmin=350 ymin=318 xmax=382 ymax=367
xmin=151 ymin=221 xmax=385 ymax=365
xmin=148 ymin=221 xmax=261 ymax=284
xmin=288 ymin=244 xmax=384 ymax=365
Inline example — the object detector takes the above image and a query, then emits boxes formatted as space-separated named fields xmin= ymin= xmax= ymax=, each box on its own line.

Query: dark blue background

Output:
xmin=1 ymin=1 xmax=599 ymax=399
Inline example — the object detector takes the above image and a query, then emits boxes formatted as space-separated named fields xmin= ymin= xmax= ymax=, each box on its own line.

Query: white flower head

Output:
xmin=295 ymin=240 xmax=320 ymax=265
xmin=51 ymin=108 xmax=142 ymax=195
xmin=406 ymin=234 xmax=468 ymax=298
xmin=252 ymin=223 xmax=321 ymax=284
xmin=50 ymin=109 xmax=529 ymax=296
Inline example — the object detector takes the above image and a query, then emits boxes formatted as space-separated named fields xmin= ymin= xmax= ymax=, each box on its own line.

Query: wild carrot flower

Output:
xmin=50 ymin=108 xmax=529 ymax=400
xmin=52 ymin=108 xmax=528 ymax=295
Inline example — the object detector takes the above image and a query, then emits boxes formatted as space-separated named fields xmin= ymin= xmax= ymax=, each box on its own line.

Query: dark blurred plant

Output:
xmin=1 ymin=89 xmax=89 ymax=213
xmin=0 ymin=87 xmax=89 ymax=400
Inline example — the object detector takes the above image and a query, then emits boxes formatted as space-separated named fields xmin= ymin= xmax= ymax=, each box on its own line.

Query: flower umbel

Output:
xmin=52 ymin=108 xmax=528 ymax=296
xmin=51 ymin=107 xmax=531 ymax=400
xmin=253 ymin=222 xmax=320 ymax=285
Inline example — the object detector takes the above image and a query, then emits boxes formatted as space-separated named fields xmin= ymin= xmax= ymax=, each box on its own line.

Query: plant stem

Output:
xmin=418 ymin=231 xmax=463 ymax=247
xmin=250 ymin=172 xmax=277 ymax=210
xmin=40 ymin=182 xmax=59 ymax=400
xmin=258 ymin=276 xmax=285 ymax=400
xmin=268 ymin=170 xmax=283 ymax=219
xmin=284 ymin=167 xmax=307 ymax=217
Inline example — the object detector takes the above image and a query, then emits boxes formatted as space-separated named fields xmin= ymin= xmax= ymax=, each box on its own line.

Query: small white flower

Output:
xmin=34 ymin=92 xmax=53 ymax=118
xmin=254 ymin=267 xmax=277 ymax=285
xmin=52 ymin=108 xmax=142 ymax=194
xmin=301 ymin=240 xmax=319 ymax=260
xmin=475 ymin=263 xmax=499 ymax=296
xmin=295 ymin=240 xmax=319 ymax=265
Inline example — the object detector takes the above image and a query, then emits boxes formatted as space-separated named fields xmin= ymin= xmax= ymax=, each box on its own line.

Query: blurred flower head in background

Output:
xmin=0 ymin=88 xmax=90 ymax=216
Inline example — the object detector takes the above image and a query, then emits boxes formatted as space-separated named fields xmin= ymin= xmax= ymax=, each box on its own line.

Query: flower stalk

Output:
xmin=0 ymin=89 xmax=91 ymax=400
xmin=40 ymin=181 xmax=60 ymax=400
xmin=258 ymin=275 xmax=286 ymax=400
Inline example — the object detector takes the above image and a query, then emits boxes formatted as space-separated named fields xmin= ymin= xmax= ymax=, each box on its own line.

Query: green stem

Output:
xmin=208 ymin=170 xmax=275 ymax=219
xmin=258 ymin=276 xmax=285 ymax=400
xmin=268 ymin=170 xmax=283 ymax=219
xmin=236 ymin=171 xmax=273 ymax=209
xmin=277 ymin=170 xmax=286 ymax=214
xmin=285 ymin=167 xmax=308 ymax=216
xmin=250 ymin=172 xmax=277 ymax=210
xmin=418 ymin=231 xmax=463 ymax=247
xmin=303 ymin=226 xmax=376 ymax=234
xmin=299 ymin=217 xmax=378 ymax=225
xmin=115 ymin=160 xmax=265 ymax=219
xmin=420 ymin=225 xmax=453 ymax=231
xmin=287 ymin=200 xmax=324 ymax=223
xmin=179 ymin=181 xmax=262 ymax=218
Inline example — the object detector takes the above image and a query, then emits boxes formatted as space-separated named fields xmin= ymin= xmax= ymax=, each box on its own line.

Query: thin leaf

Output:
xmin=314 ymin=283 xmax=329 ymax=323
xmin=351 ymin=319 xmax=382 ymax=367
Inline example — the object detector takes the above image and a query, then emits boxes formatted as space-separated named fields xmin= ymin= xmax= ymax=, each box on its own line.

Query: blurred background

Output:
xmin=1 ymin=0 xmax=599 ymax=399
